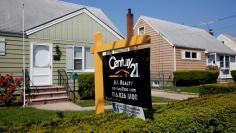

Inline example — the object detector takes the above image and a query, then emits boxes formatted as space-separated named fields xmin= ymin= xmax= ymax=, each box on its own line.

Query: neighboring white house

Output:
xmin=217 ymin=34 xmax=236 ymax=53
xmin=216 ymin=34 xmax=236 ymax=78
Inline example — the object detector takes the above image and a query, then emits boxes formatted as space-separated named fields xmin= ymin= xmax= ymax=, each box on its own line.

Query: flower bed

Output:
xmin=0 ymin=73 xmax=23 ymax=106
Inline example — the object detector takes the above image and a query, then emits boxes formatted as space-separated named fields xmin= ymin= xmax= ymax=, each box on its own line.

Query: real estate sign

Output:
xmin=103 ymin=48 xmax=152 ymax=109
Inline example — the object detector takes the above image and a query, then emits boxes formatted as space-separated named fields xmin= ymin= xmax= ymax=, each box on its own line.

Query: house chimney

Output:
xmin=127 ymin=8 xmax=134 ymax=38
xmin=208 ymin=29 xmax=214 ymax=36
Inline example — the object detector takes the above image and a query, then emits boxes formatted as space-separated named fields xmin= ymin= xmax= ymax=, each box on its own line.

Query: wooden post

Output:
xmin=94 ymin=32 xmax=105 ymax=114
xmin=91 ymin=32 xmax=151 ymax=114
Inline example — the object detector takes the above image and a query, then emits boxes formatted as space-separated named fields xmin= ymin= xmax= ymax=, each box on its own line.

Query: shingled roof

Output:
xmin=138 ymin=16 xmax=235 ymax=55
xmin=0 ymin=0 xmax=122 ymax=36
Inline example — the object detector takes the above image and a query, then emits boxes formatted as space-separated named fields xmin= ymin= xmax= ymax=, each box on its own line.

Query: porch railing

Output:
xmin=57 ymin=69 xmax=73 ymax=98
xmin=22 ymin=69 xmax=39 ymax=99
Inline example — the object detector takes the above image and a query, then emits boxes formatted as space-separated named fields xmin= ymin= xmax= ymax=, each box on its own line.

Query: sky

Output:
xmin=65 ymin=0 xmax=236 ymax=37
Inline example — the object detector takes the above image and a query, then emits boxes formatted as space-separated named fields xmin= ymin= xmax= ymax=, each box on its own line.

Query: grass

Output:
xmin=0 ymin=107 xmax=94 ymax=125
xmin=154 ymin=86 xmax=200 ymax=93
xmin=76 ymin=97 xmax=177 ymax=107
xmin=0 ymin=94 xmax=235 ymax=132
xmin=76 ymin=99 xmax=112 ymax=107
xmin=152 ymin=96 xmax=177 ymax=103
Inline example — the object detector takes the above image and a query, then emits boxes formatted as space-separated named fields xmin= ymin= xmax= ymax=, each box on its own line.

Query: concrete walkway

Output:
xmin=151 ymin=89 xmax=198 ymax=100
xmin=32 ymin=91 xmax=198 ymax=111
xmin=32 ymin=102 xmax=112 ymax=111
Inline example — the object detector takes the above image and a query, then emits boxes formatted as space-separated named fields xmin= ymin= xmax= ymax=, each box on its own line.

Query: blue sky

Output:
xmin=66 ymin=0 xmax=236 ymax=36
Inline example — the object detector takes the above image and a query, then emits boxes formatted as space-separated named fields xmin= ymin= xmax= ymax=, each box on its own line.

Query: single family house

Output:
xmin=0 ymin=0 xmax=123 ymax=104
xmin=217 ymin=34 xmax=236 ymax=53
xmin=133 ymin=16 xmax=236 ymax=86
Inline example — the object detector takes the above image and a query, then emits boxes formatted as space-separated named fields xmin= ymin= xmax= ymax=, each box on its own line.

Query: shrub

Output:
xmin=0 ymin=73 xmax=23 ymax=105
xmin=78 ymin=73 xmax=95 ymax=99
xmin=1 ymin=94 xmax=236 ymax=132
xmin=206 ymin=65 xmax=219 ymax=70
xmin=199 ymin=83 xmax=236 ymax=96
xmin=231 ymin=70 xmax=236 ymax=82
xmin=173 ymin=70 xmax=219 ymax=86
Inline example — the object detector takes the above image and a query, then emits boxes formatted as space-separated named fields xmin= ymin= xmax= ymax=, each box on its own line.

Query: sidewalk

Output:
xmin=32 ymin=102 xmax=112 ymax=111
xmin=151 ymin=89 xmax=198 ymax=100
xmin=32 ymin=91 xmax=198 ymax=111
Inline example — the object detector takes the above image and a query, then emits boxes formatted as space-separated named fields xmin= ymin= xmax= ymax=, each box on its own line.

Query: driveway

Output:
xmin=151 ymin=89 xmax=198 ymax=100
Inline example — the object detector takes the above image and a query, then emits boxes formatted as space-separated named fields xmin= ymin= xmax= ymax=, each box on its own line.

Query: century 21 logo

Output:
xmin=109 ymin=56 xmax=139 ymax=78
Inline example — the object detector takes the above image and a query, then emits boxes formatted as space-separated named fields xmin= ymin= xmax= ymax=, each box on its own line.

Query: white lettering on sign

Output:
xmin=109 ymin=56 xmax=139 ymax=77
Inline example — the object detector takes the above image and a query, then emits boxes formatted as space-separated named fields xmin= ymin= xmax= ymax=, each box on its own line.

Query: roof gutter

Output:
xmin=0 ymin=31 xmax=26 ymax=38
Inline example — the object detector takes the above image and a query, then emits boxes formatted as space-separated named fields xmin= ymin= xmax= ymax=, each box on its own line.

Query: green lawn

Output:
xmin=152 ymin=96 xmax=177 ymax=103
xmin=76 ymin=97 xmax=177 ymax=107
xmin=157 ymin=86 xmax=200 ymax=93
xmin=0 ymin=107 xmax=94 ymax=125
xmin=76 ymin=99 xmax=112 ymax=107
xmin=0 ymin=94 xmax=235 ymax=132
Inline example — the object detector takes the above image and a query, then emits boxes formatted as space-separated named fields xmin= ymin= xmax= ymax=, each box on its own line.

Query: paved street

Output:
xmin=151 ymin=89 xmax=199 ymax=100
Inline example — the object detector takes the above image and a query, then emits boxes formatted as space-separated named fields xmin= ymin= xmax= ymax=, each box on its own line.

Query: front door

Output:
xmin=30 ymin=43 xmax=52 ymax=86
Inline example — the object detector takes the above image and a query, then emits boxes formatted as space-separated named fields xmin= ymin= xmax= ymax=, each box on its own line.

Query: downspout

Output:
xmin=173 ymin=46 xmax=176 ymax=71
xmin=22 ymin=2 xmax=26 ymax=107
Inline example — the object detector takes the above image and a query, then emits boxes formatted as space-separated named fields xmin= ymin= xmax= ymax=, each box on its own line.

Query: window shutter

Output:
xmin=66 ymin=47 xmax=73 ymax=71
xmin=181 ymin=50 xmax=185 ymax=59
xmin=197 ymin=52 xmax=201 ymax=60
xmin=0 ymin=37 xmax=5 ymax=55
xmin=85 ymin=47 xmax=94 ymax=69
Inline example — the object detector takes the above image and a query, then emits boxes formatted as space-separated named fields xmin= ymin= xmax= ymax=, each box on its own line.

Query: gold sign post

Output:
xmin=90 ymin=32 xmax=151 ymax=114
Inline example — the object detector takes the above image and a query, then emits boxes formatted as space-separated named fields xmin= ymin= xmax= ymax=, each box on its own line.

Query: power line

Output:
xmin=201 ymin=14 xmax=236 ymax=26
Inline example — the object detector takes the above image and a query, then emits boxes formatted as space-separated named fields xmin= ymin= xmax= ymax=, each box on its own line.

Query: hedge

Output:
xmin=173 ymin=70 xmax=219 ymax=86
xmin=231 ymin=70 xmax=236 ymax=82
xmin=200 ymin=83 xmax=236 ymax=96
xmin=1 ymin=94 xmax=236 ymax=132
xmin=78 ymin=73 xmax=95 ymax=99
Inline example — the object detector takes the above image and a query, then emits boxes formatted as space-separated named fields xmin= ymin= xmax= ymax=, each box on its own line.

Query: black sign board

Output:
xmin=103 ymin=48 xmax=152 ymax=108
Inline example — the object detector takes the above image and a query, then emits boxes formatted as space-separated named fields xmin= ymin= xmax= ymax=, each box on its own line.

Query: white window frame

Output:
xmin=74 ymin=46 xmax=84 ymax=71
xmin=67 ymin=45 xmax=94 ymax=73
xmin=138 ymin=26 xmax=145 ymax=35
xmin=181 ymin=50 xmax=201 ymax=60
xmin=219 ymin=55 xmax=230 ymax=69
xmin=0 ymin=37 xmax=5 ymax=56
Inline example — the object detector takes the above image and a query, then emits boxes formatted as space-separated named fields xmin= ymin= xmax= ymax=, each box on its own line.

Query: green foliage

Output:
xmin=173 ymin=70 xmax=219 ymax=86
xmin=0 ymin=94 xmax=236 ymax=132
xmin=200 ymin=83 xmax=236 ymax=96
xmin=231 ymin=70 xmax=236 ymax=82
xmin=78 ymin=73 xmax=95 ymax=99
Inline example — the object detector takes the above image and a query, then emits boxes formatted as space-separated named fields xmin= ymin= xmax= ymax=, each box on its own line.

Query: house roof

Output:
xmin=222 ymin=34 xmax=236 ymax=43
xmin=0 ymin=0 xmax=123 ymax=37
xmin=137 ymin=16 xmax=235 ymax=55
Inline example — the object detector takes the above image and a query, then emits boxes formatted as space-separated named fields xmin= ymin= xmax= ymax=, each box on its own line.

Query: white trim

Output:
xmin=30 ymin=42 xmax=53 ymax=86
xmin=26 ymin=8 xmax=123 ymax=39
xmin=67 ymin=45 xmax=94 ymax=72
xmin=138 ymin=26 xmax=145 ymax=35
xmin=134 ymin=16 xmax=174 ymax=46
xmin=181 ymin=50 xmax=201 ymax=60
xmin=173 ymin=46 xmax=176 ymax=71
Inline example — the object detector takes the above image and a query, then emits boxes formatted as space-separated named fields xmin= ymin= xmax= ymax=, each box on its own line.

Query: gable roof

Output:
xmin=136 ymin=16 xmax=235 ymax=55
xmin=0 ymin=0 xmax=123 ymax=38
xmin=221 ymin=34 xmax=236 ymax=43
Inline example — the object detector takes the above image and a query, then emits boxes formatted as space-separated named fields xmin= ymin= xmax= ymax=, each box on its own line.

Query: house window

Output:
xmin=138 ymin=27 xmax=145 ymax=35
xmin=66 ymin=46 xmax=94 ymax=72
xmin=220 ymin=55 xmax=230 ymax=69
xmin=182 ymin=50 xmax=200 ymax=60
xmin=0 ymin=37 xmax=5 ymax=56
